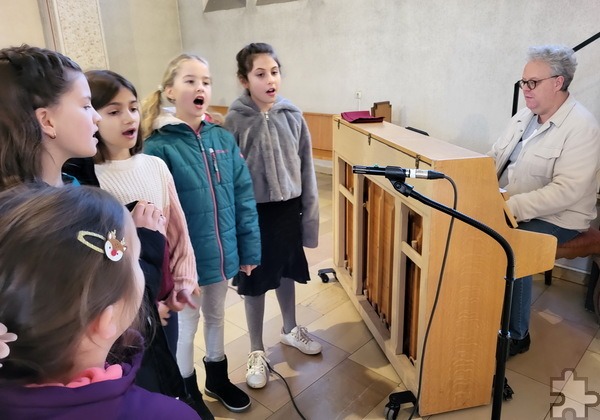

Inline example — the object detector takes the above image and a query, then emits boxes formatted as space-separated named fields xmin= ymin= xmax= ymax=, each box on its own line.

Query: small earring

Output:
xmin=49 ymin=132 xmax=56 ymax=139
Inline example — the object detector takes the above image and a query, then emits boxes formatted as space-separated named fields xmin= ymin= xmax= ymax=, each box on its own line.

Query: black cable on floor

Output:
xmin=266 ymin=361 xmax=307 ymax=420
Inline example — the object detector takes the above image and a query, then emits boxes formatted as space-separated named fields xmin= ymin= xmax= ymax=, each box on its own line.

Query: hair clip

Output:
xmin=0 ymin=322 xmax=17 ymax=368
xmin=77 ymin=230 xmax=127 ymax=262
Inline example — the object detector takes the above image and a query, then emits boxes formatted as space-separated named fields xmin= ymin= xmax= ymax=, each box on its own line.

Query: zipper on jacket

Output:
xmin=264 ymin=111 xmax=269 ymax=121
xmin=209 ymin=147 xmax=221 ymax=184
xmin=196 ymin=132 xmax=227 ymax=281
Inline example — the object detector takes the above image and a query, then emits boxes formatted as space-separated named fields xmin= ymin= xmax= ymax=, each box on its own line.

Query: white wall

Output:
xmin=177 ymin=0 xmax=600 ymax=154
xmin=0 ymin=0 xmax=46 ymax=47
xmin=98 ymin=0 xmax=182 ymax=99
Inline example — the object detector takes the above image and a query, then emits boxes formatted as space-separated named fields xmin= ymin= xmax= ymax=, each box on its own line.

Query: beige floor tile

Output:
xmin=547 ymin=395 xmax=600 ymax=419
xmin=588 ymin=329 xmax=600 ymax=355
xmin=349 ymin=338 xmax=401 ymax=384
xmin=307 ymin=299 xmax=374 ymax=353
xmin=532 ymin=278 xmax=597 ymax=330
xmin=224 ymin=281 xmax=243 ymax=308
xmin=228 ymin=339 xmax=350 ymax=412
xmin=193 ymin=345 xmax=206 ymax=365
xmin=560 ymin=350 xmax=600 ymax=406
xmin=305 ymin=236 xmax=334 ymax=267
xmin=294 ymin=272 xmax=335 ymax=303
xmin=223 ymin=334 xmax=252 ymax=372
xmin=584 ymin=406 xmax=600 ymax=420
xmin=204 ymin=400 xmax=273 ymax=420
xmin=427 ymin=369 xmax=553 ymax=419
xmin=507 ymin=309 xmax=596 ymax=386
xmin=298 ymin=281 xmax=350 ymax=316
xmin=531 ymin=273 xmax=549 ymax=304
xmin=265 ymin=359 xmax=397 ymax=420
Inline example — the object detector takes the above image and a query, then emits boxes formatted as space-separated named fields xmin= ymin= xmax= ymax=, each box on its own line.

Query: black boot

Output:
xmin=183 ymin=370 xmax=214 ymax=420
xmin=204 ymin=356 xmax=251 ymax=412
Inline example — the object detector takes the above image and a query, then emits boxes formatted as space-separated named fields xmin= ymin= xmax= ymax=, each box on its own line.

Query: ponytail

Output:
xmin=141 ymin=89 xmax=163 ymax=139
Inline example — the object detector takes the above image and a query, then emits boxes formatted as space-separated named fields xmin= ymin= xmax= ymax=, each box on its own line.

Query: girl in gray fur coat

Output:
xmin=224 ymin=42 xmax=321 ymax=390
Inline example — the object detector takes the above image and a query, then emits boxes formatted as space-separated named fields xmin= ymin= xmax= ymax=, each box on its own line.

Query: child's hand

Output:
xmin=131 ymin=201 xmax=166 ymax=235
xmin=165 ymin=287 xmax=199 ymax=312
xmin=240 ymin=265 xmax=257 ymax=276
xmin=157 ymin=301 xmax=170 ymax=326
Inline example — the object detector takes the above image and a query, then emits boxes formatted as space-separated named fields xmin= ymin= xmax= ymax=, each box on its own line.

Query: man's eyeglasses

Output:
xmin=517 ymin=75 xmax=559 ymax=90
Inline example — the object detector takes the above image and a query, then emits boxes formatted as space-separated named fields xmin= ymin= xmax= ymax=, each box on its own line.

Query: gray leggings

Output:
xmin=245 ymin=277 xmax=297 ymax=352
xmin=176 ymin=280 xmax=228 ymax=378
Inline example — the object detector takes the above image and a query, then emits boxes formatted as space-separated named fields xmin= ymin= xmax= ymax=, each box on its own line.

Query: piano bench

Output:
xmin=544 ymin=227 xmax=600 ymax=285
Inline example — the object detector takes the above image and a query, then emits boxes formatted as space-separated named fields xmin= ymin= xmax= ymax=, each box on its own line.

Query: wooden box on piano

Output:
xmin=332 ymin=117 xmax=557 ymax=415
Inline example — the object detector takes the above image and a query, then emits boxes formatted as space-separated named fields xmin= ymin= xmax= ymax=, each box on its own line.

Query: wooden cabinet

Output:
xmin=332 ymin=117 xmax=556 ymax=415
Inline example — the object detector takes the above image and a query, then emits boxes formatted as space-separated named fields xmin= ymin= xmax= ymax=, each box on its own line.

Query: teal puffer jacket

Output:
xmin=144 ymin=118 xmax=261 ymax=286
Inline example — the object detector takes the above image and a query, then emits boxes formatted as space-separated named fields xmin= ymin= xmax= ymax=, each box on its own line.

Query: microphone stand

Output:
xmin=388 ymin=177 xmax=514 ymax=420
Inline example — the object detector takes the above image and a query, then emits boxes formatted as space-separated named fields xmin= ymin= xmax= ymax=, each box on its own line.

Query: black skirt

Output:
xmin=234 ymin=196 xmax=310 ymax=296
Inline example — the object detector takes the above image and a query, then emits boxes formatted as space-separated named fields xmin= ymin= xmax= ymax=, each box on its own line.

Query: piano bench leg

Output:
xmin=544 ymin=269 xmax=553 ymax=286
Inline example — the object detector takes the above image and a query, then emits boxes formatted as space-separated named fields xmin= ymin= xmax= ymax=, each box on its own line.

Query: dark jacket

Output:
xmin=144 ymin=115 xmax=261 ymax=285
xmin=0 ymin=337 xmax=199 ymax=419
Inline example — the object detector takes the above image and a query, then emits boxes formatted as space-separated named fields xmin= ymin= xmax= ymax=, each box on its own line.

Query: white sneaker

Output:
xmin=246 ymin=350 xmax=269 ymax=389
xmin=280 ymin=326 xmax=322 ymax=355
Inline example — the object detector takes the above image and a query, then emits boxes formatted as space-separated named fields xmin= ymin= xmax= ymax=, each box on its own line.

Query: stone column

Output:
xmin=38 ymin=0 xmax=109 ymax=69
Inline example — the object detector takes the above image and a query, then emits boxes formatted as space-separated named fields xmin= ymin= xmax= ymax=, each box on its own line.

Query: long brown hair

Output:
xmin=0 ymin=184 xmax=141 ymax=384
xmin=0 ymin=45 xmax=82 ymax=190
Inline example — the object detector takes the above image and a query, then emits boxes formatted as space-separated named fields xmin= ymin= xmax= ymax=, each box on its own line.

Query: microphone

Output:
xmin=353 ymin=165 xmax=445 ymax=180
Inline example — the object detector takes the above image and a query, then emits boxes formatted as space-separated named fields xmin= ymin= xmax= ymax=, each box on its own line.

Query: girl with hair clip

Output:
xmin=0 ymin=45 xmax=100 ymax=188
xmin=142 ymin=54 xmax=261 ymax=416
xmin=224 ymin=42 xmax=321 ymax=390
xmin=0 ymin=184 xmax=198 ymax=419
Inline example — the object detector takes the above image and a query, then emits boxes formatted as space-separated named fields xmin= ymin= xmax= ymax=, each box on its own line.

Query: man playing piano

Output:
xmin=488 ymin=44 xmax=600 ymax=357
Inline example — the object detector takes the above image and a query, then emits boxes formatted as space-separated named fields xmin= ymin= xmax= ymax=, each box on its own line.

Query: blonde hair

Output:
xmin=141 ymin=53 xmax=209 ymax=138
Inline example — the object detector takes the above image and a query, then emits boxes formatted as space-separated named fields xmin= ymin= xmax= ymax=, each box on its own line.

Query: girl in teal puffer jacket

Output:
xmin=142 ymin=54 xmax=260 ymax=417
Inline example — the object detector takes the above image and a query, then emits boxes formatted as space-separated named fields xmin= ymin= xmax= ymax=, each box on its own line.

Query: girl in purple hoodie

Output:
xmin=0 ymin=184 xmax=198 ymax=419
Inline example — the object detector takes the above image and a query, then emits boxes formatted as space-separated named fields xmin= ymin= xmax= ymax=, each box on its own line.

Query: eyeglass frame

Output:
xmin=517 ymin=75 xmax=560 ymax=90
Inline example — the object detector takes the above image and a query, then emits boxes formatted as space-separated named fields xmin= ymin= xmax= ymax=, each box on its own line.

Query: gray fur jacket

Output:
xmin=224 ymin=91 xmax=319 ymax=248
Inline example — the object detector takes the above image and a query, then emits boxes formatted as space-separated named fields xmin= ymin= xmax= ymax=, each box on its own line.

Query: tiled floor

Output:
xmin=192 ymin=173 xmax=600 ymax=420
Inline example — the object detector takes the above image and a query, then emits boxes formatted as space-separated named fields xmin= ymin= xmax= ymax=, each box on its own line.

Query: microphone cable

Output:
xmin=267 ymin=360 xmax=307 ymax=420
xmin=408 ymin=174 xmax=458 ymax=420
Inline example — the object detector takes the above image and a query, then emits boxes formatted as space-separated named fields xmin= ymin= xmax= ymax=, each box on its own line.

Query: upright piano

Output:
xmin=332 ymin=117 xmax=557 ymax=416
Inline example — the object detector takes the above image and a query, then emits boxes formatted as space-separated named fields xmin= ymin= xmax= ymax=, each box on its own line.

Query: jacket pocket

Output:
xmin=529 ymin=147 xmax=561 ymax=179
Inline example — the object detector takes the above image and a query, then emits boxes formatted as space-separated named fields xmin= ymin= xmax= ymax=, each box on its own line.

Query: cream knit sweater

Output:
xmin=95 ymin=154 xmax=197 ymax=293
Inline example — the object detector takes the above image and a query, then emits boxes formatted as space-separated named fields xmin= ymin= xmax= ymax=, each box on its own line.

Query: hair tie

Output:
xmin=157 ymin=84 xmax=164 ymax=92
xmin=77 ymin=230 xmax=127 ymax=262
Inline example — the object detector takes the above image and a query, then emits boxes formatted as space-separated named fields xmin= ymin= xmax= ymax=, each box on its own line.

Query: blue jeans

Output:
xmin=510 ymin=219 xmax=579 ymax=339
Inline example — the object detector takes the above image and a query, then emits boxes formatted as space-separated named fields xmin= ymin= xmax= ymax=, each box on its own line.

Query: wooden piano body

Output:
xmin=332 ymin=117 xmax=557 ymax=416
